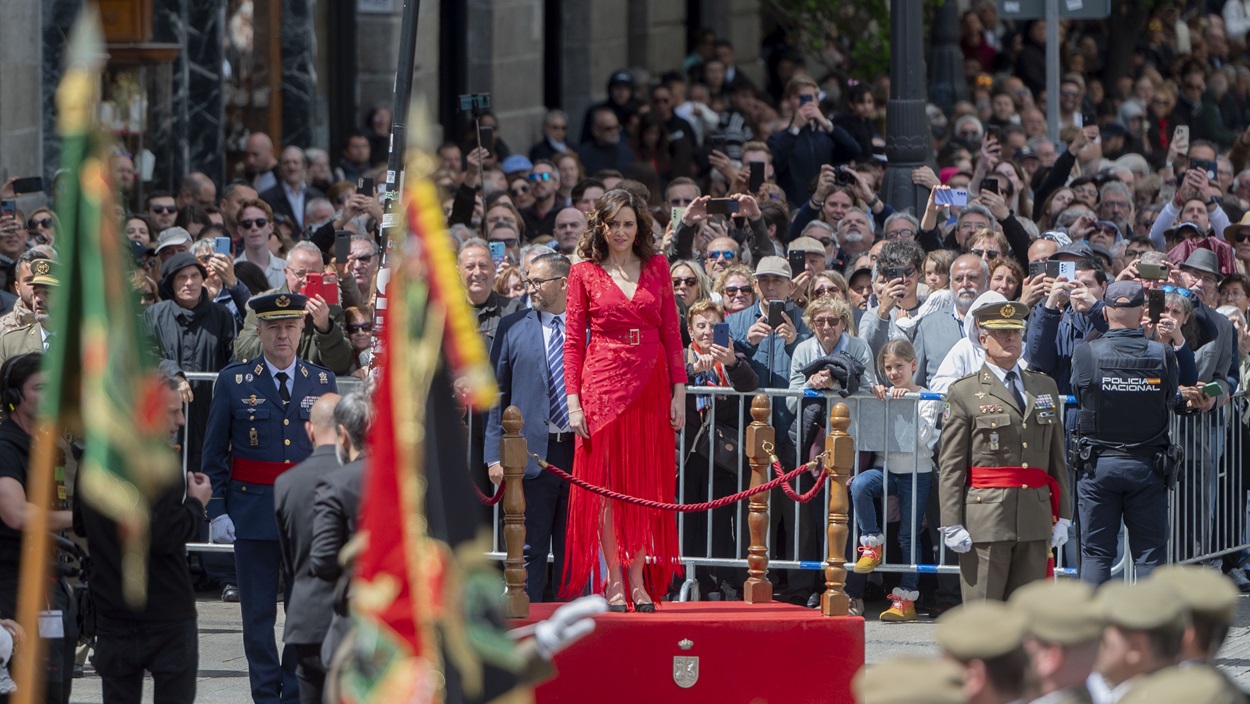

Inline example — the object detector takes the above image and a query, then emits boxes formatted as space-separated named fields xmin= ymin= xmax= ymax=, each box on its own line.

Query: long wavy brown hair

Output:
xmin=576 ymin=189 xmax=657 ymax=263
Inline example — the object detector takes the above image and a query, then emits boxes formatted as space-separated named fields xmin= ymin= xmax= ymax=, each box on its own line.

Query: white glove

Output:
xmin=1051 ymin=518 xmax=1072 ymax=549
xmin=210 ymin=514 xmax=236 ymax=544
xmin=940 ymin=525 xmax=973 ymax=554
xmin=532 ymin=595 xmax=606 ymax=659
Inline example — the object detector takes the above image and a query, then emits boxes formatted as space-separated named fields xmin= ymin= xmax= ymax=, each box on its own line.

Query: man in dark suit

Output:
xmin=485 ymin=252 xmax=574 ymax=603
xmin=309 ymin=390 xmax=369 ymax=667
xmin=274 ymin=392 xmax=342 ymax=704
xmin=202 ymin=293 xmax=339 ymax=704
xmin=259 ymin=146 xmax=325 ymax=231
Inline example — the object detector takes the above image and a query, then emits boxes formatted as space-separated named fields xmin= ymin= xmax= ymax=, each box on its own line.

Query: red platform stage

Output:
xmin=515 ymin=601 xmax=865 ymax=703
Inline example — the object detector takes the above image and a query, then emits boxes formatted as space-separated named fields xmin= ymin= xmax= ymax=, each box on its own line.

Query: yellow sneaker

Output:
xmin=853 ymin=535 xmax=883 ymax=574
xmin=879 ymin=588 xmax=918 ymax=623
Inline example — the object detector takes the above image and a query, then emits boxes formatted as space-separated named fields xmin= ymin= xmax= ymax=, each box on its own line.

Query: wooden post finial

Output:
xmin=821 ymin=401 xmax=853 ymax=617
xmin=743 ymin=395 xmax=774 ymax=604
xmin=500 ymin=405 xmax=529 ymax=618
xmin=750 ymin=393 xmax=770 ymax=424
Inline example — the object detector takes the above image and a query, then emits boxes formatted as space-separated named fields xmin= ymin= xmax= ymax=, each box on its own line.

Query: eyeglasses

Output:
xmin=26 ymin=218 xmax=53 ymax=230
xmin=707 ymin=250 xmax=737 ymax=260
xmin=811 ymin=317 xmax=843 ymax=328
xmin=971 ymin=248 xmax=1001 ymax=259
xmin=490 ymin=237 xmax=519 ymax=248
xmin=1060 ymin=90 xmax=1080 ymax=98
xmin=814 ymin=237 xmax=833 ymax=247
xmin=523 ymin=275 xmax=565 ymax=288
xmin=723 ymin=285 xmax=752 ymax=296
xmin=347 ymin=323 xmax=373 ymax=333
xmin=812 ymin=286 xmax=841 ymax=297
xmin=1125 ymin=249 xmax=1152 ymax=259
xmin=511 ymin=184 xmax=531 ymax=195
xmin=149 ymin=205 xmax=177 ymax=215
xmin=240 ymin=218 xmax=269 ymax=229
xmin=1162 ymin=285 xmax=1197 ymax=299
xmin=884 ymin=228 xmax=916 ymax=240
xmin=669 ymin=198 xmax=695 ymax=206
xmin=672 ymin=277 xmax=698 ymax=287
xmin=548 ymin=123 xmax=568 ymax=131
xmin=528 ymin=172 xmax=553 ymax=182
xmin=1222 ymin=288 xmax=1246 ymax=299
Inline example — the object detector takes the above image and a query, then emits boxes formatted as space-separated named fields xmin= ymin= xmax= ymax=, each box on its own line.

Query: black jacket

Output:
xmin=73 ymin=470 xmax=203 ymax=622
xmin=145 ymin=252 xmax=238 ymax=375
xmin=274 ymin=444 xmax=343 ymax=644
xmin=309 ymin=456 xmax=364 ymax=582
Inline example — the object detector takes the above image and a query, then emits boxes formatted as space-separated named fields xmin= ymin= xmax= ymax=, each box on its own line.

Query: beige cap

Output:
xmin=1099 ymin=581 xmax=1187 ymax=632
xmin=1008 ymin=579 xmax=1103 ymax=645
xmin=1118 ymin=664 xmax=1240 ymax=704
xmin=936 ymin=601 xmax=1029 ymax=660
xmin=853 ymin=656 xmax=965 ymax=704
xmin=1149 ymin=565 xmax=1240 ymax=626
xmin=787 ymin=236 xmax=826 ymax=255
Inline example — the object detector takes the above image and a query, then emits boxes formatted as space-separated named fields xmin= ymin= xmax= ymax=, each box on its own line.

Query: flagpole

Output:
xmin=11 ymin=423 xmax=60 ymax=704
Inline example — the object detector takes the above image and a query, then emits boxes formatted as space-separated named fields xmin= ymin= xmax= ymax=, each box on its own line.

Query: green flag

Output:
xmin=41 ymin=19 xmax=179 ymax=607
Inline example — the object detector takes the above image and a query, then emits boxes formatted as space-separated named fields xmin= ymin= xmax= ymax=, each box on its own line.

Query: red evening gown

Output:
xmin=560 ymin=254 xmax=688 ymax=603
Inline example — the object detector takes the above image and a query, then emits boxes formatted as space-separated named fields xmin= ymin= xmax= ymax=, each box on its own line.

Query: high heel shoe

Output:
xmin=606 ymin=579 xmax=627 ymax=612
xmin=631 ymin=588 xmax=655 ymax=613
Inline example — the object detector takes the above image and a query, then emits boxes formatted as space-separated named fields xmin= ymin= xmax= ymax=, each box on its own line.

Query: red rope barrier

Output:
xmin=772 ymin=459 xmax=827 ymax=503
xmin=473 ymin=479 xmax=506 ymax=506
xmin=534 ymin=454 xmax=822 ymax=512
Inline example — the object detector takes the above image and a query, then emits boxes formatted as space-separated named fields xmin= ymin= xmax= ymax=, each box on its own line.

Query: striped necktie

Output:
xmin=547 ymin=317 xmax=569 ymax=429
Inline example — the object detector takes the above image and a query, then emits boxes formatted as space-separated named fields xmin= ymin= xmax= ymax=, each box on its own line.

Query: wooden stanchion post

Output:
xmin=743 ymin=394 xmax=774 ymax=604
xmin=821 ymin=402 xmax=854 ymax=617
xmin=501 ymin=406 xmax=529 ymax=618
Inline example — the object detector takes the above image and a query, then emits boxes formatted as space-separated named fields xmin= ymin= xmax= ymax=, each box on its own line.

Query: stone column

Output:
xmin=280 ymin=0 xmax=316 ymax=149
xmin=561 ymin=0 xmax=628 ymax=140
xmin=3 ymin=0 xmax=44 ymax=187
xmin=928 ymin=0 xmax=967 ymax=115
xmin=879 ymin=0 xmax=930 ymax=217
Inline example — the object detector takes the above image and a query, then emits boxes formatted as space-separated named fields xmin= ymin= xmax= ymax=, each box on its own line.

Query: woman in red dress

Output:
xmin=562 ymin=190 xmax=687 ymax=612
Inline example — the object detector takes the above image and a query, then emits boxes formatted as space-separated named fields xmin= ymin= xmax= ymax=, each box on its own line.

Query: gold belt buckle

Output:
xmin=628 ymin=328 xmax=640 ymax=345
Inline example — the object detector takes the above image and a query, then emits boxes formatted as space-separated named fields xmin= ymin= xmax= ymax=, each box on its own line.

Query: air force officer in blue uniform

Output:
xmin=485 ymin=252 xmax=574 ymax=603
xmin=202 ymin=293 xmax=338 ymax=704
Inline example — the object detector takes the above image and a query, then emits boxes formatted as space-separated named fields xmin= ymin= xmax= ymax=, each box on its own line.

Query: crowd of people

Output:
xmin=1 ymin=3 xmax=1250 ymax=702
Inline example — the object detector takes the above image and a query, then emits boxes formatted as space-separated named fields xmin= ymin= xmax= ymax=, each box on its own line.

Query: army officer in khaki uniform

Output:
xmin=937 ymin=301 xmax=1070 ymax=602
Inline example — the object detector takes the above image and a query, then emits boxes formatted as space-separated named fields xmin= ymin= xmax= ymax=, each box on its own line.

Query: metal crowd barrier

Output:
xmin=177 ymin=366 xmax=1249 ymax=592
xmin=482 ymin=385 xmax=1249 ymax=597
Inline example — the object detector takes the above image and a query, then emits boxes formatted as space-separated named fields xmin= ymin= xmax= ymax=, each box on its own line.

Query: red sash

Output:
xmin=968 ymin=466 xmax=1060 ymax=577
xmin=231 ymin=458 xmax=294 ymax=485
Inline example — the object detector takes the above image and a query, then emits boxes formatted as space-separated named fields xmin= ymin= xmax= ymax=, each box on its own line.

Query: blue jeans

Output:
xmin=850 ymin=470 xmax=931 ymax=591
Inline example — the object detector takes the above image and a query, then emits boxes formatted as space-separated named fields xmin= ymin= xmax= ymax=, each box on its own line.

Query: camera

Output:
xmin=833 ymin=166 xmax=856 ymax=186
xmin=458 ymin=93 xmax=491 ymax=114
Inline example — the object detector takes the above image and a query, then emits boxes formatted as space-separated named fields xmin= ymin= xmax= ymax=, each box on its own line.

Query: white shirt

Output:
xmin=283 ymin=182 xmax=308 ymax=229
xmin=538 ymin=310 xmax=569 ymax=433
xmin=264 ymin=356 xmax=297 ymax=400
xmin=39 ymin=324 xmax=51 ymax=351
xmin=984 ymin=359 xmax=1026 ymax=405
xmin=236 ymin=252 xmax=287 ymax=290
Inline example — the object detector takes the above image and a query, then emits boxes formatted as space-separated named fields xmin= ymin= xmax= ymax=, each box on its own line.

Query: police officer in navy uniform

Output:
xmin=202 ymin=293 xmax=338 ymax=704
xmin=1071 ymin=281 xmax=1188 ymax=586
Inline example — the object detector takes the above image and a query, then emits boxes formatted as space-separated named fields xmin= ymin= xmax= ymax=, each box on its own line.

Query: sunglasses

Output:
xmin=1162 ymin=285 xmax=1197 ymax=299
xmin=811 ymin=317 xmax=843 ymax=328
xmin=528 ymin=172 xmax=553 ymax=182
xmin=351 ymin=253 xmax=376 ymax=264
xmin=491 ymin=237 xmax=519 ymax=248
xmin=812 ymin=286 xmax=841 ymax=297
xmin=1234 ymin=232 xmax=1250 ymax=243
xmin=511 ymin=184 xmax=531 ymax=195
xmin=347 ymin=323 xmax=373 ymax=333
xmin=814 ymin=237 xmax=833 ymax=247
xmin=723 ymin=285 xmax=752 ymax=296
xmin=27 ymin=218 xmax=53 ymax=230
xmin=149 ymin=205 xmax=177 ymax=214
xmin=971 ymin=248 xmax=1001 ymax=259
xmin=240 ymin=218 xmax=269 ymax=229
xmin=672 ymin=277 xmax=698 ymax=287
xmin=707 ymin=250 xmax=737 ymax=260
